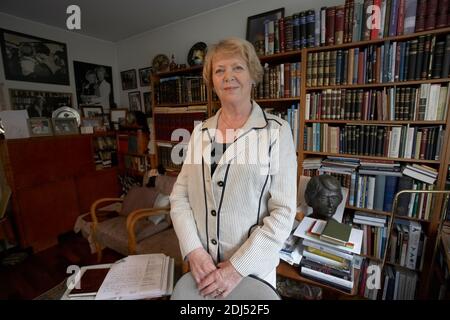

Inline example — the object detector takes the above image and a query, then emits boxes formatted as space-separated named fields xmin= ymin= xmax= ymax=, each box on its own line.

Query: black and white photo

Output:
xmin=121 ymin=69 xmax=137 ymax=90
xmin=139 ymin=67 xmax=152 ymax=87
xmin=143 ymin=91 xmax=152 ymax=115
xmin=128 ymin=91 xmax=141 ymax=111
xmin=8 ymin=89 xmax=73 ymax=118
xmin=0 ymin=29 xmax=69 ymax=85
xmin=73 ymin=61 xmax=114 ymax=114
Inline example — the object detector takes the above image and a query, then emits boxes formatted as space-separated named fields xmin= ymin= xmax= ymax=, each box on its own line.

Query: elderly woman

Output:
xmin=170 ymin=37 xmax=297 ymax=298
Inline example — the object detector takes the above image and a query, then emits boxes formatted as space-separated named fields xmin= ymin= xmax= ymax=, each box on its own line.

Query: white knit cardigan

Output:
xmin=170 ymin=102 xmax=297 ymax=284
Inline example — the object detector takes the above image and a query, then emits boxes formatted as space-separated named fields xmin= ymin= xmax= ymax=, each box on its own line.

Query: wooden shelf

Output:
xmin=302 ymin=151 xmax=441 ymax=164
xmin=154 ymin=65 xmax=203 ymax=77
xmin=306 ymin=27 xmax=450 ymax=53
xmin=305 ymin=78 xmax=450 ymax=90
xmin=277 ymin=261 xmax=357 ymax=296
xmin=346 ymin=205 xmax=432 ymax=222
xmin=258 ymin=50 xmax=302 ymax=63
xmin=255 ymin=97 xmax=301 ymax=103
xmin=155 ymin=102 xmax=208 ymax=108
xmin=305 ymin=120 xmax=447 ymax=125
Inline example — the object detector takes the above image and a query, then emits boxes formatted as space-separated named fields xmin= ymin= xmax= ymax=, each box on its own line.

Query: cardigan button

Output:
xmin=211 ymin=239 xmax=217 ymax=245
xmin=217 ymin=181 xmax=224 ymax=187
xmin=211 ymin=210 xmax=217 ymax=216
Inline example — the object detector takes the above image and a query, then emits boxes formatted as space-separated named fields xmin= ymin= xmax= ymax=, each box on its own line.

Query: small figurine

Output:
xmin=304 ymin=175 xmax=343 ymax=221
xmin=169 ymin=54 xmax=177 ymax=71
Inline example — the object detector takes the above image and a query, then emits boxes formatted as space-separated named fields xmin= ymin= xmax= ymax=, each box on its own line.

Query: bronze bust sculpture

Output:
xmin=304 ymin=175 xmax=343 ymax=221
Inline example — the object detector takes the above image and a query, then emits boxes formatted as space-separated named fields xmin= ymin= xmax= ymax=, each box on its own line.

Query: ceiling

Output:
xmin=0 ymin=0 xmax=242 ymax=42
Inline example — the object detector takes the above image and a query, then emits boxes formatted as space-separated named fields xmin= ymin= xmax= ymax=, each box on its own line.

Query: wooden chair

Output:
xmin=89 ymin=175 xmax=182 ymax=273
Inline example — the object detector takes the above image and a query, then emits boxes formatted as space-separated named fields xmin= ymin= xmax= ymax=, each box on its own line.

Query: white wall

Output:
xmin=116 ymin=0 xmax=342 ymax=108
xmin=0 ymin=12 xmax=119 ymax=111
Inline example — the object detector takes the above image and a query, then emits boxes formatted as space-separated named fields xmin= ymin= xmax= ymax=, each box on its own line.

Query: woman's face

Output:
xmin=212 ymin=52 xmax=253 ymax=105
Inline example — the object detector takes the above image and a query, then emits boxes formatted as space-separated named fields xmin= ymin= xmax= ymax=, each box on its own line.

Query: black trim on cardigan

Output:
xmin=216 ymin=163 xmax=231 ymax=263
xmin=248 ymin=137 xmax=274 ymax=238
xmin=201 ymin=157 xmax=210 ymax=254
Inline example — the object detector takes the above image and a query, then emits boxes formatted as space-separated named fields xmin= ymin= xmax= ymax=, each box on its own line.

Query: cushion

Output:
xmin=147 ymin=193 xmax=170 ymax=225
xmin=155 ymin=175 xmax=177 ymax=195
xmin=119 ymin=186 xmax=158 ymax=216
xmin=95 ymin=216 xmax=170 ymax=255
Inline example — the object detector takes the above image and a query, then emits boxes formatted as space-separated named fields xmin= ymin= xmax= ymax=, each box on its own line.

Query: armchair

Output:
xmin=89 ymin=175 xmax=182 ymax=271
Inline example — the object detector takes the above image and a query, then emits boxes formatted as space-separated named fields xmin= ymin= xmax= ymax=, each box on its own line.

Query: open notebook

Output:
xmin=62 ymin=254 xmax=174 ymax=300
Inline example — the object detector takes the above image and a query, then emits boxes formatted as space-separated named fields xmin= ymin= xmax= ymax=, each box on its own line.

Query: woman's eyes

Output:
xmin=214 ymin=69 xmax=224 ymax=74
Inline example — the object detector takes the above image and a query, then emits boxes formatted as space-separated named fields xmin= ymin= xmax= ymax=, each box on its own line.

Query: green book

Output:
xmin=319 ymin=219 xmax=353 ymax=247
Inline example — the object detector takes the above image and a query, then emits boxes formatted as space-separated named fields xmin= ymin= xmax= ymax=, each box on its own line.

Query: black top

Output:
xmin=210 ymin=141 xmax=230 ymax=176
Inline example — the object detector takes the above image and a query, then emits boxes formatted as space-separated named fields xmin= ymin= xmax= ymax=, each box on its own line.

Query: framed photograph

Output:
xmin=143 ymin=92 xmax=152 ymax=115
xmin=246 ymin=8 xmax=284 ymax=56
xmin=8 ymin=89 xmax=72 ymax=118
xmin=0 ymin=28 xmax=69 ymax=85
xmin=139 ymin=67 xmax=152 ymax=87
xmin=128 ymin=91 xmax=142 ymax=111
xmin=73 ymin=61 xmax=114 ymax=113
xmin=27 ymin=117 xmax=53 ymax=137
xmin=110 ymin=108 xmax=127 ymax=123
xmin=121 ymin=69 xmax=137 ymax=90
xmin=81 ymin=105 xmax=103 ymax=118
xmin=52 ymin=118 xmax=79 ymax=135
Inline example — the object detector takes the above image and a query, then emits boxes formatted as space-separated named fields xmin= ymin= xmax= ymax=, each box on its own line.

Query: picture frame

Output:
xmin=73 ymin=61 xmax=115 ymax=113
xmin=0 ymin=28 xmax=69 ymax=85
xmin=81 ymin=105 xmax=103 ymax=118
xmin=110 ymin=108 xmax=128 ymax=123
xmin=128 ymin=91 xmax=142 ymax=111
xmin=52 ymin=118 xmax=79 ymax=135
xmin=246 ymin=8 xmax=284 ymax=56
xmin=7 ymin=88 xmax=73 ymax=118
xmin=27 ymin=117 xmax=53 ymax=137
xmin=143 ymin=91 xmax=152 ymax=115
xmin=81 ymin=117 xmax=103 ymax=128
xmin=138 ymin=67 xmax=152 ymax=87
xmin=121 ymin=69 xmax=137 ymax=90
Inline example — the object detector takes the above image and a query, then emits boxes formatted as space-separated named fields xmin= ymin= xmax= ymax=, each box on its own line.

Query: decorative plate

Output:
xmin=152 ymin=54 xmax=170 ymax=73
xmin=52 ymin=106 xmax=81 ymax=126
xmin=187 ymin=42 xmax=207 ymax=66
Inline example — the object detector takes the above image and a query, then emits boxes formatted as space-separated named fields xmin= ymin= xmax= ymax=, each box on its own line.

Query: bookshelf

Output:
xmin=116 ymin=129 xmax=150 ymax=177
xmin=298 ymin=18 xmax=450 ymax=299
xmin=150 ymin=65 xmax=209 ymax=172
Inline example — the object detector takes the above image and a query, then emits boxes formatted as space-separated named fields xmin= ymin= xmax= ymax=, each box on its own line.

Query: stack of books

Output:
xmin=293 ymin=217 xmax=363 ymax=293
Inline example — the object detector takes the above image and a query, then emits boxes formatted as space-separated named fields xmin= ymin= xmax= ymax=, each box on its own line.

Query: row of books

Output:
xmin=305 ymin=84 xmax=449 ymax=121
xmin=94 ymin=151 xmax=116 ymax=170
xmin=304 ymin=123 xmax=445 ymax=160
xmin=154 ymin=76 xmax=207 ymax=105
xmin=123 ymin=154 xmax=147 ymax=173
xmin=153 ymin=110 xmax=206 ymax=142
xmin=304 ymin=157 xmax=438 ymax=218
xmin=253 ymin=62 xmax=301 ymax=99
xmin=264 ymin=104 xmax=300 ymax=150
xmin=117 ymin=132 xmax=148 ymax=155
xmin=306 ymin=34 xmax=450 ymax=87
xmin=380 ymin=265 xmax=418 ymax=300
xmin=260 ymin=0 xmax=449 ymax=55
xmin=157 ymin=142 xmax=183 ymax=171
xmin=388 ymin=220 xmax=427 ymax=270
xmin=352 ymin=211 xmax=388 ymax=258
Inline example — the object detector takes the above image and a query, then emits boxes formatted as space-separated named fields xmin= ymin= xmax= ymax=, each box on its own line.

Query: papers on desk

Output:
xmin=95 ymin=253 xmax=174 ymax=300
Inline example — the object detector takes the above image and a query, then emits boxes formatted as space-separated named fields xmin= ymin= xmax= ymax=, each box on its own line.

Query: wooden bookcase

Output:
xmin=150 ymin=65 xmax=209 ymax=173
xmin=296 ymin=26 xmax=450 ymax=299
xmin=116 ymin=128 xmax=150 ymax=177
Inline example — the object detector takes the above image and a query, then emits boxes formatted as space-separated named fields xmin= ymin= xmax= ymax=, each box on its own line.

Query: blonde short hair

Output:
xmin=202 ymin=37 xmax=263 ymax=87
